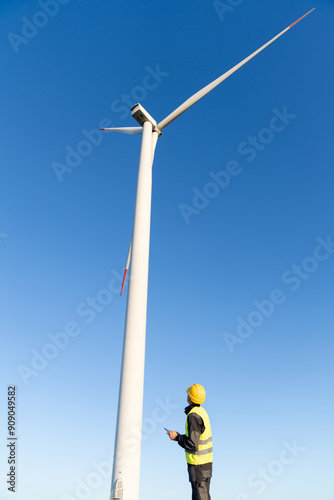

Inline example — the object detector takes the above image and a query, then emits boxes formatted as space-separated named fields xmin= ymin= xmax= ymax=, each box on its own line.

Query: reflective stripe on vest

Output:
xmin=185 ymin=406 xmax=213 ymax=465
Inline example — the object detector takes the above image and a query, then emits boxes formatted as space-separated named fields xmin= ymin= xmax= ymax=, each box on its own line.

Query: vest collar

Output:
xmin=184 ymin=403 xmax=200 ymax=415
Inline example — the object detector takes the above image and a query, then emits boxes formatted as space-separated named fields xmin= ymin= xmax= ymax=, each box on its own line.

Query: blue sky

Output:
xmin=1 ymin=1 xmax=333 ymax=499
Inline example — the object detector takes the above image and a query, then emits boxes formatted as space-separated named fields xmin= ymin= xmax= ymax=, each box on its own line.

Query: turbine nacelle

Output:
xmin=131 ymin=103 xmax=162 ymax=136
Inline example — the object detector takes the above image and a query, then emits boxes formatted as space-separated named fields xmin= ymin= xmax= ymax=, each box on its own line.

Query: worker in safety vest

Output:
xmin=168 ymin=384 xmax=213 ymax=500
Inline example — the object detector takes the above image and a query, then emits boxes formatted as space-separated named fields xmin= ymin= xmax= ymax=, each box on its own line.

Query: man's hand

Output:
xmin=167 ymin=430 xmax=178 ymax=440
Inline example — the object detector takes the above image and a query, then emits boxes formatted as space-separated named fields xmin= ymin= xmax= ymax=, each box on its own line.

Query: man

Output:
xmin=168 ymin=383 xmax=213 ymax=500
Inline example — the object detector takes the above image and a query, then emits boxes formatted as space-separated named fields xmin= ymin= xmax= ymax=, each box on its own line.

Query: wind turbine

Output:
xmin=101 ymin=9 xmax=315 ymax=500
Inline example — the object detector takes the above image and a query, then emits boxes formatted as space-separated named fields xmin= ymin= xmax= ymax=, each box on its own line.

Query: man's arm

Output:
xmin=173 ymin=413 xmax=204 ymax=452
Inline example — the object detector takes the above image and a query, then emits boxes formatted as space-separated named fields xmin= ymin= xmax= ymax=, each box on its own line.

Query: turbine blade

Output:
xmin=158 ymin=8 xmax=315 ymax=131
xmin=289 ymin=8 xmax=315 ymax=28
xmin=100 ymin=127 xmax=143 ymax=135
xmin=120 ymin=240 xmax=132 ymax=296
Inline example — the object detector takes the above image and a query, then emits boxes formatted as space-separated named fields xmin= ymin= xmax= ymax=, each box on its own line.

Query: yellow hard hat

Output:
xmin=187 ymin=384 xmax=206 ymax=404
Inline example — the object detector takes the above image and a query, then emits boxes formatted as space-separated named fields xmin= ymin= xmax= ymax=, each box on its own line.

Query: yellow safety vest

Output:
xmin=185 ymin=406 xmax=213 ymax=465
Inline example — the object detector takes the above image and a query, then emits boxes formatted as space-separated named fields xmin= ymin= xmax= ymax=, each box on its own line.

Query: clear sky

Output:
xmin=1 ymin=1 xmax=333 ymax=499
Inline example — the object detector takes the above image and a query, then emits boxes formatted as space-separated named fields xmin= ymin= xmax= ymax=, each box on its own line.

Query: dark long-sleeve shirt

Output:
xmin=175 ymin=403 xmax=212 ymax=473
xmin=176 ymin=403 xmax=204 ymax=452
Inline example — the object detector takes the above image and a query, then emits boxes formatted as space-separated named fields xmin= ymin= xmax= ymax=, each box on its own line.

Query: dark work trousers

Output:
xmin=190 ymin=478 xmax=211 ymax=500
xmin=188 ymin=464 xmax=212 ymax=500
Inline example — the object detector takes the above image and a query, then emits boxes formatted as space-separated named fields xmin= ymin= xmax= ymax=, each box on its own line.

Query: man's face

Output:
xmin=187 ymin=394 xmax=191 ymax=405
